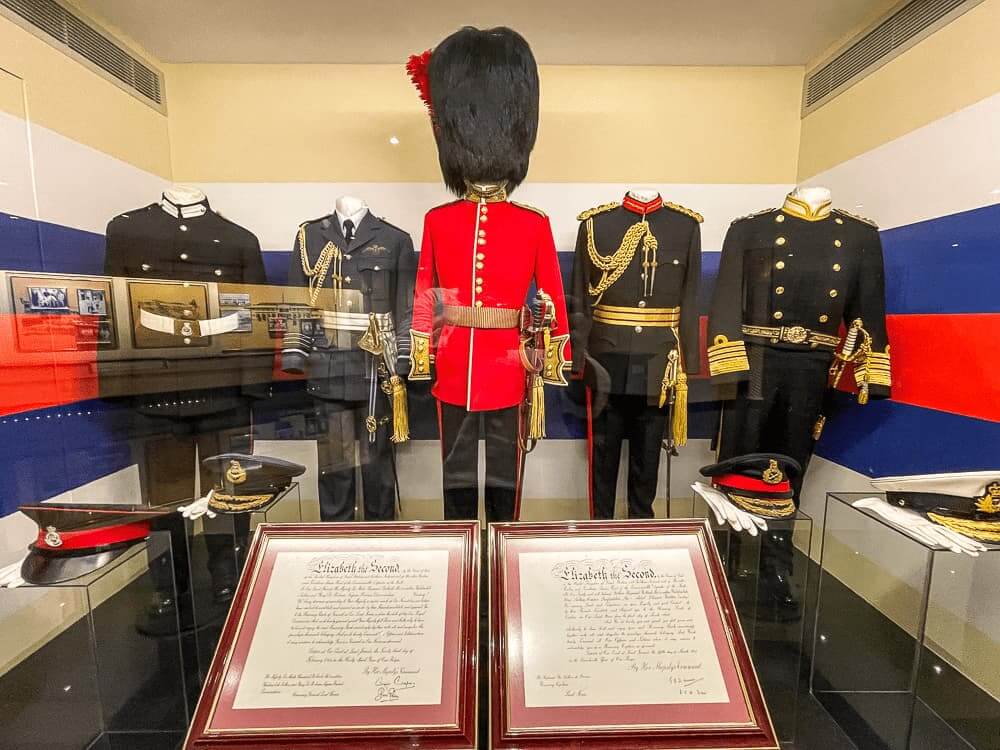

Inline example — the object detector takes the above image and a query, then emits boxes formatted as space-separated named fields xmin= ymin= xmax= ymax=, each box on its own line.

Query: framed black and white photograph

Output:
xmin=96 ymin=321 xmax=113 ymax=345
xmin=27 ymin=286 xmax=70 ymax=311
xmin=77 ymin=288 xmax=108 ymax=316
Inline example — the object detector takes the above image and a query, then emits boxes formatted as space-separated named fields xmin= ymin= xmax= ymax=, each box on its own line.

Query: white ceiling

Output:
xmin=73 ymin=0 xmax=901 ymax=66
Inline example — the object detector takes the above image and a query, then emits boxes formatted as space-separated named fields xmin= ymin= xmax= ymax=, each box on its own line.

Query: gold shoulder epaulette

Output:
xmin=511 ymin=201 xmax=547 ymax=218
xmin=834 ymin=208 xmax=879 ymax=228
xmin=577 ymin=202 xmax=620 ymax=222
xmin=664 ymin=201 xmax=704 ymax=224
xmin=732 ymin=208 xmax=775 ymax=223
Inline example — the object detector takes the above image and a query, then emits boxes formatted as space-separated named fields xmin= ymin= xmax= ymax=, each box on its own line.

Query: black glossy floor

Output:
xmin=2 ymin=528 xmax=997 ymax=749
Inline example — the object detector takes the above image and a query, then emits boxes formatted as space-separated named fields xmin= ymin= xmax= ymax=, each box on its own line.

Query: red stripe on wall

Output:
xmin=0 ymin=313 xmax=98 ymax=416
xmin=886 ymin=313 xmax=1000 ymax=422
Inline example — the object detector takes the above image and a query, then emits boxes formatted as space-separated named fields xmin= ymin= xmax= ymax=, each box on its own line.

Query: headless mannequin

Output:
xmin=335 ymin=195 xmax=369 ymax=233
xmin=160 ymin=185 xmax=208 ymax=215
xmin=627 ymin=187 xmax=660 ymax=203
xmin=788 ymin=185 xmax=832 ymax=213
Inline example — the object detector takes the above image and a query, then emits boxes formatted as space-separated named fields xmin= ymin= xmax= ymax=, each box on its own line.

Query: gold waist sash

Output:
xmin=442 ymin=305 xmax=520 ymax=329
xmin=742 ymin=324 xmax=840 ymax=349
xmin=593 ymin=304 xmax=680 ymax=328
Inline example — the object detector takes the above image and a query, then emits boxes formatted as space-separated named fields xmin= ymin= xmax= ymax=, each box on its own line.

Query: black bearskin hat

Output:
xmin=427 ymin=26 xmax=539 ymax=196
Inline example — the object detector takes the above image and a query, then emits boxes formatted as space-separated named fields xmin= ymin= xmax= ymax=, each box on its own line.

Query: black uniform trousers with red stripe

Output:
xmin=438 ymin=402 xmax=521 ymax=522
xmin=589 ymin=392 xmax=667 ymax=520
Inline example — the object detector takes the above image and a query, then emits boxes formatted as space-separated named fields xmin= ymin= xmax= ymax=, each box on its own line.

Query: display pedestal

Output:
xmin=183 ymin=483 xmax=302 ymax=687
xmin=1 ymin=533 xmax=189 ymax=750
xmin=684 ymin=492 xmax=812 ymax=744
xmin=811 ymin=492 xmax=1000 ymax=750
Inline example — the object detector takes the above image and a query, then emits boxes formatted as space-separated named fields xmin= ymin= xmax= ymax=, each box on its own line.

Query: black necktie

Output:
xmin=343 ymin=219 xmax=355 ymax=244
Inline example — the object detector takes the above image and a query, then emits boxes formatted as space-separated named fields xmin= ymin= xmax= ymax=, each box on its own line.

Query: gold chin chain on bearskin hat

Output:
xmin=586 ymin=217 xmax=657 ymax=302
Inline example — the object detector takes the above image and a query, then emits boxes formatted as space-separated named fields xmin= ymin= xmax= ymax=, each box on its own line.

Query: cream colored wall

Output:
xmin=164 ymin=63 xmax=803 ymax=184
xmin=798 ymin=0 xmax=1000 ymax=180
xmin=0 ymin=14 xmax=171 ymax=178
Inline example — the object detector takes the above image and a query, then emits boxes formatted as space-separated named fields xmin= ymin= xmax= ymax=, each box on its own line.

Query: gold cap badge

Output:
xmin=226 ymin=460 xmax=247 ymax=485
xmin=762 ymin=460 xmax=784 ymax=485
xmin=974 ymin=482 xmax=1000 ymax=515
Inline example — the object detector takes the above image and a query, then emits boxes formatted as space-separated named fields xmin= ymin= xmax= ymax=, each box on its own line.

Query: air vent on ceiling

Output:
xmin=803 ymin=0 xmax=984 ymax=114
xmin=0 ymin=0 xmax=164 ymax=110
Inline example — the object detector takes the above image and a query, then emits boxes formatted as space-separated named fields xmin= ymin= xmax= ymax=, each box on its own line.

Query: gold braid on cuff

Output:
xmin=408 ymin=330 xmax=432 ymax=381
xmin=708 ymin=335 xmax=750 ymax=376
xmin=860 ymin=347 xmax=891 ymax=388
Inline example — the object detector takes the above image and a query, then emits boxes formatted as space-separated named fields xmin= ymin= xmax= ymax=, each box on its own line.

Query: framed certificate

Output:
xmin=490 ymin=520 xmax=777 ymax=749
xmin=185 ymin=522 xmax=480 ymax=749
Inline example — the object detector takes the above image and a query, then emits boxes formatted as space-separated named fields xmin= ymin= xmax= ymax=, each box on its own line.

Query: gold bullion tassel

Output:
xmin=672 ymin=368 xmax=688 ymax=447
xmin=528 ymin=373 xmax=546 ymax=441
xmin=659 ymin=329 xmax=688 ymax=446
xmin=812 ymin=415 xmax=826 ymax=441
xmin=390 ymin=375 xmax=410 ymax=443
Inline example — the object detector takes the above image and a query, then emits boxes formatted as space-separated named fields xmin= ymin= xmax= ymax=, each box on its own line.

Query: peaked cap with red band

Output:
xmin=19 ymin=503 xmax=170 ymax=585
xmin=700 ymin=453 xmax=801 ymax=518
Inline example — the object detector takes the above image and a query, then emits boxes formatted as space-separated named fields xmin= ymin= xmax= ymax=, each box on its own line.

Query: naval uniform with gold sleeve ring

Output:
xmin=569 ymin=193 xmax=702 ymax=519
xmin=281 ymin=210 xmax=416 ymax=522
xmin=708 ymin=193 xmax=891 ymax=490
xmin=707 ymin=193 xmax=891 ymax=620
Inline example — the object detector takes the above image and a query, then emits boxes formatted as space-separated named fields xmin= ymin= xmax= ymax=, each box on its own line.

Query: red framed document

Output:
xmin=490 ymin=520 xmax=777 ymax=749
xmin=185 ymin=522 xmax=480 ymax=749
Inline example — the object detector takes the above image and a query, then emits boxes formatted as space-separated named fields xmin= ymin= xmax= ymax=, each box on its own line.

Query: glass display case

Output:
xmin=811 ymin=492 xmax=1000 ymax=750
xmin=0 ymin=534 xmax=188 ymax=750
xmin=683 ymin=492 xmax=813 ymax=743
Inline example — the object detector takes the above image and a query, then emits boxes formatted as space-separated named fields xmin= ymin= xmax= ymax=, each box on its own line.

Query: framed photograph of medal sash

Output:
xmin=185 ymin=522 xmax=480 ymax=749
xmin=489 ymin=520 xmax=778 ymax=749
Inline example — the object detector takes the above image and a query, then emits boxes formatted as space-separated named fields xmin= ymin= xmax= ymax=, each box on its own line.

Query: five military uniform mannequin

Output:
xmin=570 ymin=191 xmax=703 ymax=519
xmin=706 ymin=187 xmax=890 ymax=619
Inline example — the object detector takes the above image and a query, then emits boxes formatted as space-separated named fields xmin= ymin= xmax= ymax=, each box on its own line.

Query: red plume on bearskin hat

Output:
xmin=408 ymin=27 xmax=539 ymax=196
xmin=406 ymin=49 xmax=434 ymax=119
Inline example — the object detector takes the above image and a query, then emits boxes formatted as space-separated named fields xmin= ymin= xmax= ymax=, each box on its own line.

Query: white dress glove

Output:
xmin=853 ymin=497 xmax=987 ymax=556
xmin=692 ymin=482 xmax=769 ymax=536
xmin=178 ymin=490 xmax=217 ymax=521
xmin=0 ymin=557 xmax=27 ymax=588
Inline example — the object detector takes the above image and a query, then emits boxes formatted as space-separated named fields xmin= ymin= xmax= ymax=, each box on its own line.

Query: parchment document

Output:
xmin=518 ymin=547 xmax=729 ymax=707
xmin=233 ymin=548 xmax=449 ymax=709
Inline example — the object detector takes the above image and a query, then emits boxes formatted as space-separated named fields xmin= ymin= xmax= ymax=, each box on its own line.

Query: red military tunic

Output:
xmin=409 ymin=196 xmax=570 ymax=411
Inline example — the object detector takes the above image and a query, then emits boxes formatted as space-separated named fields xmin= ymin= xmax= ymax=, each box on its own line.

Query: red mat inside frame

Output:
xmin=206 ymin=533 xmax=467 ymax=732
xmin=499 ymin=531 xmax=756 ymax=732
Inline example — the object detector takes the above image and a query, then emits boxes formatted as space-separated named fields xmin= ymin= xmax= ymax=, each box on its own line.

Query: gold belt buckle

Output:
xmin=783 ymin=326 xmax=808 ymax=344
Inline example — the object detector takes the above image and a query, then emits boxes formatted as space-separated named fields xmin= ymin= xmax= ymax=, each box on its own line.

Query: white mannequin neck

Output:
xmin=335 ymin=195 xmax=369 ymax=226
xmin=160 ymin=185 xmax=209 ymax=218
xmin=627 ymin=188 xmax=660 ymax=203
xmin=790 ymin=186 xmax=832 ymax=212
xmin=162 ymin=185 xmax=207 ymax=207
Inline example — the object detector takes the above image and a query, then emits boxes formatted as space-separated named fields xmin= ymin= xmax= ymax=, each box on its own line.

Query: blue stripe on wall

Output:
xmin=816 ymin=393 xmax=1000 ymax=477
xmin=882 ymin=202 xmax=1000 ymax=315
